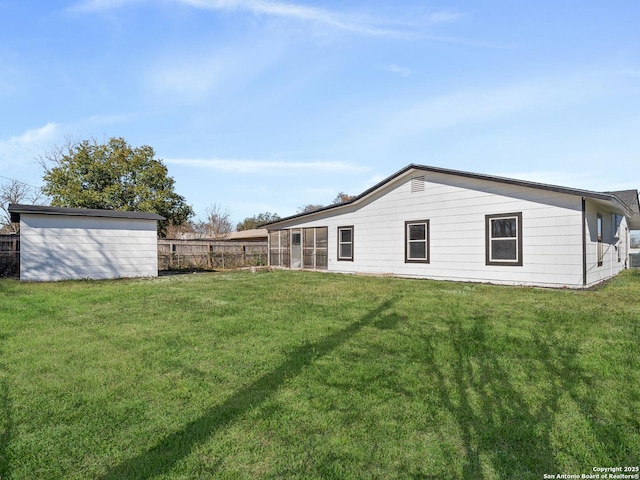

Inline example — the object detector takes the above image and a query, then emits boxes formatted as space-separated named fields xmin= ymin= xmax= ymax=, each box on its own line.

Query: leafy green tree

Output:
xmin=41 ymin=137 xmax=193 ymax=235
xmin=236 ymin=211 xmax=280 ymax=231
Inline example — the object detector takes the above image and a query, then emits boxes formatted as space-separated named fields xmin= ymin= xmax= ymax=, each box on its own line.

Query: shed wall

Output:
xmin=20 ymin=214 xmax=158 ymax=281
xmin=270 ymin=171 xmax=617 ymax=288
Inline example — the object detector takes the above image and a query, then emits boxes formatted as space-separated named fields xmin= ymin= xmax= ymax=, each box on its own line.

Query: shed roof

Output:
xmin=8 ymin=203 xmax=165 ymax=223
xmin=263 ymin=164 xmax=637 ymax=227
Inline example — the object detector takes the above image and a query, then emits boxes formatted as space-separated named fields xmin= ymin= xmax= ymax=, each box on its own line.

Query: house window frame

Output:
xmin=485 ymin=212 xmax=523 ymax=266
xmin=405 ymin=220 xmax=430 ymax=263
xmin=337 ymin=226 xmax=354 ymax=261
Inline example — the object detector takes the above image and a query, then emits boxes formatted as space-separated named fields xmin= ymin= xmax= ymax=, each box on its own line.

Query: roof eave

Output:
xmin=264 ymin=164 xmax=629 ymax=229
xmin=8 ymin=203 xmax=166 ymax=222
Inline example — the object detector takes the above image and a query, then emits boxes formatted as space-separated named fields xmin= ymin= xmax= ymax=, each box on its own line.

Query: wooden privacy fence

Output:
xmin=158 ymin=239 xmax=268 ymax=270
xmin=0 ymin=234 xmax=19 ymax=277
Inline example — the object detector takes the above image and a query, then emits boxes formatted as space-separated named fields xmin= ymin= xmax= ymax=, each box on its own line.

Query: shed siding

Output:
xmin=271 ymin=171 xmax=595 ymax=288
xmin=20 ymin=214 xmax=158 ymax=281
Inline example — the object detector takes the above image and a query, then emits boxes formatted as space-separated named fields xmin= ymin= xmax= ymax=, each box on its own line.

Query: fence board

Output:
xmin=157 ymin=239 xmax=268 ymax=270
xmin=0 ymin=234 xmax=19 ymax=277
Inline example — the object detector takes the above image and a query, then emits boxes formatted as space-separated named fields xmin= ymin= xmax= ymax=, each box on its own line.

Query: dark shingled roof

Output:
xmin=263 ymin=164 xmax=637 ymax=227
xmin=608 ymin=190 xmax=640 ymax=215
xmin=8 ymin=204 xmax=165 ymax=223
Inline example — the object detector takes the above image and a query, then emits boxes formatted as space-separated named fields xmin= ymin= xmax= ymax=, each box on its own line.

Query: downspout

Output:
xmin=582 ymin=197 xmax=587 ymax=287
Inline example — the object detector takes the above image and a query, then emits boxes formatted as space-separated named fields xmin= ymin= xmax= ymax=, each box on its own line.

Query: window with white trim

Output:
xmin=485 ymin=213 xmax=522 ymax=266
xmin=337 ymin=226 xmax=354 ymax=261
xmin=405 ymin=220 xmax=429 ymax=263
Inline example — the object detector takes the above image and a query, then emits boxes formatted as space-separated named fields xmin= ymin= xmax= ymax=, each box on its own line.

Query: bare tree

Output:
xmin=194 ymin=204 xmax=233 ymax=238
xmin=297 ymin=204 xmax=325 ymax=214
xmin=0 ymin=179 xmax=46 ymax=233
xmin=332 ymin=192 xmax=356 ymax=204
xmin=296 ymin=193 xmax=355 ymax=215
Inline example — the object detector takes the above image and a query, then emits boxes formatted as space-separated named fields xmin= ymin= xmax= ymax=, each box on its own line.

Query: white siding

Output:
xmin=271 ymin=171 xmax=599 ymax=288
xmin=20 ymin=214 xmax=158 ymax=281
xmin=583 ymin=202 xmax=627 ymax=287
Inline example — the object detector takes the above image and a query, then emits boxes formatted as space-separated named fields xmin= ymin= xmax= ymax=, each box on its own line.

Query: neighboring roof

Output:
xmin=226 ymin=228 xmax=268 ymax=241
xmin=263 ymin=164 xmax=636 ymax=227
xmin=8 ymin=203 xmax=165 ymax=223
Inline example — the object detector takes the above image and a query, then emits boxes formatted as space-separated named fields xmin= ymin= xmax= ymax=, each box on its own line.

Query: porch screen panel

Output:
xmin=302 ymin=227 xmax=328 ymax=269
xmin=303 ymin=228 xmax=315 ymax=268
xmin=269 ymin=231 xmax=280 ymax=266
xmin=315 ymin=227 xmax=328 ymax=268
xmin=280 ymin=230 xmax=290 ymax=267
xmin=269 ymin=230 xmax=290 ymax=267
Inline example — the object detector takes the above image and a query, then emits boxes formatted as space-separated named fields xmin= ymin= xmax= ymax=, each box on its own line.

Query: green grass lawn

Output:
xmin=1 ymin=270 xmax=639 ymax=479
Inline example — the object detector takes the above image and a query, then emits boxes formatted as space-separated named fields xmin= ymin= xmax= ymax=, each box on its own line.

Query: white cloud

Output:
xmin=384 ymin=70 xmax=637 ymax=136
xmin=384 ymin=64 xmax=411 ymax=77
xmin=68 ymin=0 xmax=144 ymax=12
xmin=0 ymin=123 xmax=60 ymax=167
xmin=164 ymin=157 xmax=370 ymax=174
xmin=145 ymin=41 xmax=281 ymax=102
xmin=70 ymin=0 xmax=460 ymax=39
xmin=387 ymin=84 xmax=546 ymax=134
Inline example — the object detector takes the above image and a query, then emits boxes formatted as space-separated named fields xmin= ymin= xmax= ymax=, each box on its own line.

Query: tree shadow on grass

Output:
xmin=421 ymin=304 xmax=638 ymax=479
xmin=98 ymin=298 xmax=398 ymax=479
xmin=0 ymin=334 xmax=12 ymax=480
xmin=422 ymin=313 xmax=576 ymax=479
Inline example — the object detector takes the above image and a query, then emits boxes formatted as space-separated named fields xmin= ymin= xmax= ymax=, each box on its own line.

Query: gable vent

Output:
xmin=411 ymin=176 xmax=425 ymax=192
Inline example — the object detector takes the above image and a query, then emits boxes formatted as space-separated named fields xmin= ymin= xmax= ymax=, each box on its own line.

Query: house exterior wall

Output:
xmin=269 ymin=170 xmax=628 ymax=288
xmin=19 ymin=213 xmax=159 ymax=281
xmin=583 ymin=201 xmax=628 ymax=286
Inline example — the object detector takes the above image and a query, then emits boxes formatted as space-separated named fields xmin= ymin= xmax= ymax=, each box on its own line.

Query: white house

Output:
xmin=264 ymin=164 xmax=640 ymax=288
xmin=9 ymin=204 xmax=164 ymax=282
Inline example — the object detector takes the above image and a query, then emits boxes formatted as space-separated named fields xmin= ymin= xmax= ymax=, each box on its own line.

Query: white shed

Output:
xmin=8 ymin=204 xmax=164 ymax=282
xmin=264 ymin=164 xmax=639 ymax=289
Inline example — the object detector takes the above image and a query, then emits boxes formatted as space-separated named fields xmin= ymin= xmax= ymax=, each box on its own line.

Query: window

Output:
xmin=337 ymin=226 xmax=354 ymax=261
xmin=485 ymin=213 xmax=522 ymax=266
xmin=597 ymin=213 xmax=603 ymax=267
xmin=405 ymin=220 xmax=429 ymax=263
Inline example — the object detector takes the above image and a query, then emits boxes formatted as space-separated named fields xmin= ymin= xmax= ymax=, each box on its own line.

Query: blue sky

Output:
xmin=1 ymin=1 xmax=639 ymax=226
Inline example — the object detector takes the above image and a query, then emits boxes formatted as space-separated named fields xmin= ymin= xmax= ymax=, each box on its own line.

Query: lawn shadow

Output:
xmin=98 ymin=297 xmax=398 ymax=479
xmin=531 ymin=324 xmax=637 ymax=464
xmin=421 ymin=312 xmax=581 ymax=479
xmin=0 ymin=333 xmax=12 ymax=480
xmin=421 ymin=301 xmax=637 ymax=479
